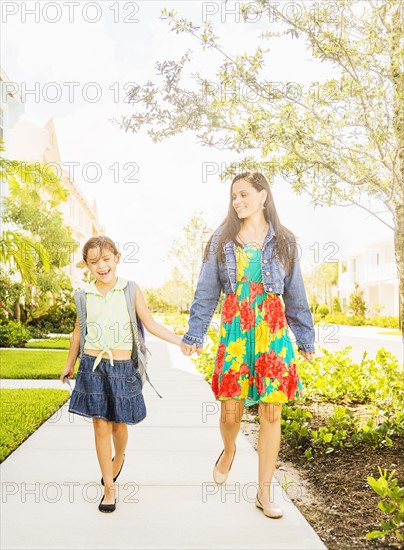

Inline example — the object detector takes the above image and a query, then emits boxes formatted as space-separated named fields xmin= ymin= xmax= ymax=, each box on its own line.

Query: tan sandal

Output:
xmin=256 ymin=493 xmax=283 ymax=518
xmin=213 ymin=445 xmax=236 ymax=484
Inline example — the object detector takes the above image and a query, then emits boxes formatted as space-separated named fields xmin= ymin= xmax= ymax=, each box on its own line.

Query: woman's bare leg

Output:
xmin=93 ymin=418 xmax=115 ymax=504
xmin=257 ymin=403 xmax=282 ymax=504
xmin=111 ymin=422 xmax=128 ymax=477
xmin=216 ymin=398 xmax=245 ymax=473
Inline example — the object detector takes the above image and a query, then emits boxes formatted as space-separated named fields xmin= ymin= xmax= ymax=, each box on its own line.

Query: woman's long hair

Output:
xmin=203 ymin=172 xmax=297 ymax=276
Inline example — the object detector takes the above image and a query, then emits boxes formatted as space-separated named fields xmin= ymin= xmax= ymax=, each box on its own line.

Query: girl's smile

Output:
xmin=85 ymin=247 xmax=121 ymax=288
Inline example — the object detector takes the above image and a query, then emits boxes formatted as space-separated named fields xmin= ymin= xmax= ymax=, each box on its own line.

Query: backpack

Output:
xmin=73 ymin=279 xmax=162 ymax=398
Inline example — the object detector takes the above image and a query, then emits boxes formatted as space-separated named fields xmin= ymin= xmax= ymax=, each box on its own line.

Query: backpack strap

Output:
xmin=73 ymin=289 xmax=87 ymax=359
xmin=124 ymin=280 xmax=163 ymax=398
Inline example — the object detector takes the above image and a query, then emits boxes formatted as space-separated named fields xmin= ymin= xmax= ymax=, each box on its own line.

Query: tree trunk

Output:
xmin=394 ymin=206 xmax=404 ymax=335
xmin=15 ymin=301 xmax=21 ymax=323
xmin=391 ymin=3 xmax=404 ymax=335
xmin=328 ymin=284 xmax=333 ymax=315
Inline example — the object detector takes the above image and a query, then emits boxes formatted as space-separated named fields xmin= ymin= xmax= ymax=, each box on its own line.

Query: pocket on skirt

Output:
xmin=125 ymin=373 xmax=143 ymax=395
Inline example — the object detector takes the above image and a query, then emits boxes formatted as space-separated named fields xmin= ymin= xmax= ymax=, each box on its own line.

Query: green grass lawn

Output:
xmin=0 ymin=349 xmax=77 ymax=379
xmin=24 ymin=337 xmax=71 ymax=349
xmin=0 ymin=388 xmax=70 ymax=462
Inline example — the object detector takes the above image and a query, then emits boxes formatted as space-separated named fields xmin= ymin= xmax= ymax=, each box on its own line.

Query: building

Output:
xmin=1 ymin=66 xmax=104 ymax=288
xmin=6 ymin=116 xmax=105 ymax=288
xmin=337 ymin=239 xmax=398 ymax=316
xmin=0 ymin=66 xmax=25 ymax=236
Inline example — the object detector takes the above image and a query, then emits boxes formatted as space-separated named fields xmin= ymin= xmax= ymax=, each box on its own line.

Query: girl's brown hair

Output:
xmin=203 ymin=172 xmax=297 ymax=276
xmin=82 ymin=235 xmax=119 ymax=264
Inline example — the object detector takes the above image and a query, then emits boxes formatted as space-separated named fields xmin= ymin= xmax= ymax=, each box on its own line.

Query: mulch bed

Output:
xmin=241 ymin=404 xmax=403 ymax=550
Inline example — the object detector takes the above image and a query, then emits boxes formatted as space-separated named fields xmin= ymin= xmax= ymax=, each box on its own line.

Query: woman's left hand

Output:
xmin=181 ymin=342 xmax=199 ymax=356
xmin=298 ymin=349 xmax=315 ymax=361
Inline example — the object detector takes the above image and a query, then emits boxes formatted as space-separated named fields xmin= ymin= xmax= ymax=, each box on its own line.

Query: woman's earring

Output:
xmin=262 ymin=203 xmax=265 ymax=209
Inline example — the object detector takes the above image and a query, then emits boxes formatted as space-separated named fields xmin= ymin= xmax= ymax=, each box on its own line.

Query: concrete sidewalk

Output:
xmin=1 ymin=339 xmax=327 ymax=549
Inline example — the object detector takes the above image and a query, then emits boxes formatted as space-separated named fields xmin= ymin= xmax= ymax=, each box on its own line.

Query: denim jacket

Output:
xmin=182 ymin=222 xmax=315 ymax=353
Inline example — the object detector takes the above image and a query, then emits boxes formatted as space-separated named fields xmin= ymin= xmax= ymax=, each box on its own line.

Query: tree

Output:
xmin=1 ymin=139 xmax=78 ymax=323
xmin=306 ymin=261 xmax=339 ymax=313
xmin=347 ymin=281 xmax=368 ymax=316
xmin=119 ymin=1 xmax=403 ymax=334
xmin=167 ymin=212 xmax=210 ymax=307
xmin=144 ymin=268 xmax=190 ymax=314
xmin=0 ymin=142 xmax=51 ymax=285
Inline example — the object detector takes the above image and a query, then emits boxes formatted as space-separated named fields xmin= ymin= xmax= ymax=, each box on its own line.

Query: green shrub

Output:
xmin=160 ymin=313 xmax=190 ymax=335
xmin=366 ymin=468 xmax=404 ymax=543
xmin=27 ymin=302 xmax=76 ymax=335
xmin=316 ymin=303 xmax=330 ymax=316
xmin=366 ymin=316 xmax=399 ymax=329
xmin=321 ymin=313 xmax=398 ymax=328
xmin=0 ymin=321 xmax=31 ymax=347
xmin=191 ymin=326 xmax=220 ymax=381
xmin=347 ymin=282 xmax=368 ymax=316
xmin=299 ymin=346 xmax=402 ymax=407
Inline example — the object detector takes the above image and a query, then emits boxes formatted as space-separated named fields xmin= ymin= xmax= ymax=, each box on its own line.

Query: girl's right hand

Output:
xmin=60 ymin=365 xmax=74 ymax=383
xmin=181 ymin=342 xmax=203 ymax=356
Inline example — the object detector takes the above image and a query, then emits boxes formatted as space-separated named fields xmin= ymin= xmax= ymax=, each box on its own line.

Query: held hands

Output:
xmin=181 ymin=342 xmax=202 ymax=356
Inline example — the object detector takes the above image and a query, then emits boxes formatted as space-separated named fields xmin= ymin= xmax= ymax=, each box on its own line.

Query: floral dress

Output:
xmin=211 ymin=243 xmax=304 ymax=407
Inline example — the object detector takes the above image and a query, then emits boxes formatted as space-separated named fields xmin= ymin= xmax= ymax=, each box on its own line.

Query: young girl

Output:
xmin=60 ymin=235 xmax=183 ymax=513
xmin=181 ymin=172 xmax=315 ymax=519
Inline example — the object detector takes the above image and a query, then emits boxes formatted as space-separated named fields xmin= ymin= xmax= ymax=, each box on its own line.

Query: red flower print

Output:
xmin=218 ymin=369 xmax=241 ymax=398
xmin=222 ymin=294 xmax=238 ymax=324
xmin=211 ymin=373 xmax=219 ymax=396
xmin=255 ymin=373 xmax=266 ymax=394
xmin=262 ymin=295 xmax=286 ymax=332
xmin=285 ymin=362 xmax=300 ymax=396
xmin=250 ymin=282 xmax=264 ymax=302
xmin=254 ymin=350 xmax=287 ymax=380
xmin=240 ymin=299 xmax=255 ymax=332
xmin=214 ymin=343 xmax=226 ymax=374
xmin=240 ymin=363 xmax=250 ymax=375
xmin=249 ymin=375 xmax=255 ymax=386
xmin=277 ymin=376 xmax=289 ymax=395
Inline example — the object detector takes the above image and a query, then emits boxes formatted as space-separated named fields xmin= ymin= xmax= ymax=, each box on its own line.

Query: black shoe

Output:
xmin=98 ymin=495 xmax=116 ymax=513
xmin=101 ymin=453 xmax=125 ymax=486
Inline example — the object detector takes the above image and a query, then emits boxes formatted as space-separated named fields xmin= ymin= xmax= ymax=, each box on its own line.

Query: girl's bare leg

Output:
xmin=216 ymin=398 xmax=244 ymax=473
xmin=111 ymin=422 xmax=128 ymax=477
xmin=93 ymin=418 xmax=115 ymax=504
xmin=257 ymin=403 xmax=282 ymax=504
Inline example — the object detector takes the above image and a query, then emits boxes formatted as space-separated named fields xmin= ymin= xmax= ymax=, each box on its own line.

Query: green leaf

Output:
xmin=365 ymin=530 xmax=385 ymax=539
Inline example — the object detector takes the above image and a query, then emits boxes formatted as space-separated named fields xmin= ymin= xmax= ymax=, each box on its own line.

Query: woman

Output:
xmin=181 ymin=172 xmax=315 ymax=519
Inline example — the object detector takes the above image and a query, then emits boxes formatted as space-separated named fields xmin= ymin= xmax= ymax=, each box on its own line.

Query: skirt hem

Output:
xmin=68 ymin=406 xmax=146 ymax=425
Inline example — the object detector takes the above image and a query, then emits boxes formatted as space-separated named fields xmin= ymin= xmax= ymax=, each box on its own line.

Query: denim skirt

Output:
xmin=68 ymin=353 xmax=147 ymax=425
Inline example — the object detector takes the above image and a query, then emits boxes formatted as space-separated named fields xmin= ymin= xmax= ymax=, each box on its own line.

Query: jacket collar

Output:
xmin=85 ymin=276 xmax=127 ymax=295
xmin=223 ymin=219 xmax=276 ymax=252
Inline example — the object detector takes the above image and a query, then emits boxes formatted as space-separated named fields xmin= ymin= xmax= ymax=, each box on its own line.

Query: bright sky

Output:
xmin=2 ymin=0 xmax=394 ymax=288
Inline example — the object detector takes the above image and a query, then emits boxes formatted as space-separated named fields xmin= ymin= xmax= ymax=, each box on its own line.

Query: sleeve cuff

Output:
xmin=297 ymin=343 xmax=315 ymax=353
xmin=182 ymin=333 xmax=204 ymax=347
